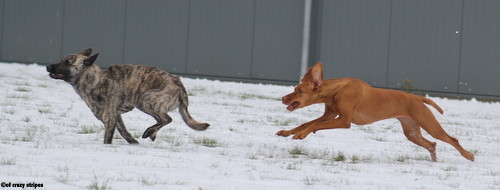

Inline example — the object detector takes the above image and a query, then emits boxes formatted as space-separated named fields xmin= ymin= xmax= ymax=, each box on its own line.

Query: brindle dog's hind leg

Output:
xmin=142 ymin=113 xmax=172 ymax=141
xmin=139 ymin=89 xmax=179 ymax=141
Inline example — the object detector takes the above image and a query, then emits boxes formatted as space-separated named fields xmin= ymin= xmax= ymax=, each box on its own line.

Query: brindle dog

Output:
xmin=47 ymin=48 xmax=209 ymax=144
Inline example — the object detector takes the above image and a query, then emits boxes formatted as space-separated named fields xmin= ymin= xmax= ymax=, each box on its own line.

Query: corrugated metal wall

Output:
xmin=0 ymin=0 xmax=499 ymax=99
xmin=315 ymin=0 xmax=500 ymax=99
xmin=459 ymin=0 xmax=500 ymax=96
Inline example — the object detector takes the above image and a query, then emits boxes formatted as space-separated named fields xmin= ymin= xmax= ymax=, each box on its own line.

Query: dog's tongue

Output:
xmin=286 ymin=102 xmax=299 ymax=111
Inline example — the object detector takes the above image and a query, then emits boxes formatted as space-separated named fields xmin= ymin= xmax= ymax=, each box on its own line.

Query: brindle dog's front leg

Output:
xmin=101 ymin=113 xmax=117 ymax=144
xmin=116 ymin=115 xmax=139 ymax=144
xmin=276 ymin=105 xmax=337 ymax=137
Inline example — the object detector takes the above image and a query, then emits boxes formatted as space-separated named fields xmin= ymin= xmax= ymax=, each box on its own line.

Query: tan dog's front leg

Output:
xmin=292 ymin=116 xmax=351 ymax=140
xmin=276 ymin=119 xmax=319 ymax=137
xmin=276 ymin=105 xmax=336 ymax=137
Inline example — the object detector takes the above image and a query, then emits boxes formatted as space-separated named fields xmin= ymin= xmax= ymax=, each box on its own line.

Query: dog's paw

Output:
xmin=150 ymin=134 xmax=157 ymax=142
xmin=142 ymin=127 xmax=155 ymax=139
xmin=291 ymin=132 xmax=309 ymax=140
xmin=128 ymin=139 xmax=139 ymax=144
xmin=276 ymin=130 xmax=292 ymax=137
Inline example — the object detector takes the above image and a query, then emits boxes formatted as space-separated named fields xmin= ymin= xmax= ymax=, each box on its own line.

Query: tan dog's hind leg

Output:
xmin=411 ymin=105 xmax=475 ymax=161
xmin=398 ymin=117 xmax=437 ymax=161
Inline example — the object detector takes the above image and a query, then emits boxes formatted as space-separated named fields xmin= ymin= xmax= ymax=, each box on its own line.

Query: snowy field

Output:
xmin=0 ymin=62 xmax=499 ymax=190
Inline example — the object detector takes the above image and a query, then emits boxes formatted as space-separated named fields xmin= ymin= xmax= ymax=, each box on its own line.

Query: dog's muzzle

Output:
xmin=46 ymin=65 xmax=65 ymax=79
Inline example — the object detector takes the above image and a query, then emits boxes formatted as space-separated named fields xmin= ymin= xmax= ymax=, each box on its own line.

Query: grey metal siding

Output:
xmin=187 ymin=0 xmax=255 ymax=78
xmin=1 ymin=0 xmax=63 ymax=64
xmin=319 ymin=0 xmax=391 ymax=87
xmin=0 ymin=0 xmax=4 ymax=60
xmin=251 ymin=0 xmax=304 ymax=81
xmin=124 ymin=0 xmax=190 ymax=73
xmin=459 ymin=0 xmax=500 ymax=96
xmin=63 ymin=0 xmax=126 ymax=68
xmin=387 ymin=0 xmax=462 ymax=93
xmin=0 ymin=0 xmax=499 ymax=99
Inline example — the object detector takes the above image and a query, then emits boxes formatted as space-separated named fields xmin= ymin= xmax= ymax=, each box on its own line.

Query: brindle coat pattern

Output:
xmin=47 ymin=48 xmax=209 ymax=144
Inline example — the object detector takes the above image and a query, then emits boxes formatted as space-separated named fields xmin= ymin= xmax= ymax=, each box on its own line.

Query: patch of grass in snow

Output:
xmin=267 ymin=116 xmax=298 ymax=126
xmin=286 ymin=163 xmax=298 ymax=170
xmin=396 ymin=155 xmax=411 ymax=163
xmin=12 ymin=81 xmax=31 ymax=86
xmin=140 ymin=176 xmax=161 ymax=186
xmin=55 ymin=172 xmax=70 ymax=184
xmin=4 ymin=108 xmax=16 ymax=115
xmin=441 ymin=166 xmax=457 ymax=172
xmin=21 ymin=116 xmax=31 ymax=122
xmin=38 ymin=108 xmax=52 ymax=114
xmin=247 ymin=153 xmax=258 ymax=160
xmin=350 ymin=155 xmax=360 ymax=164
xmin=162 ymin=135 xmax=184 ymax=147
xmin=38 ymin=83 xmax=49 ymax=88
xmin=307 ymin=149 xmax=331 ymax=159
xmin=333 ymin=152 xmax=346 ymax=162
xmin=303 ymin=176 xmax=321 ymax=186
xmin=239 ymin=93 xmax=280 ymax=101
xmin=15 ymin=87 xmax=32 ymax=92
xmin=15 ymin=125 xmax=38 ymax=142
xmin=371 ymin=135 xmax=386 ymax=142
xmin=0 ymin=157 xmax=16 ymax=165
xmin=77 ymin=125 xmax=99 ymax=134
xmin=6 ymin=93 xmax=30 ymax=99
xmin=193 ymin=137 xmax=219 ymax=147
xmin=187 ymin=86 xmax=207 ymax=96
xmin=87 ymin=176 xmax=110 ymax=190
xmin=289 ymin=146 xmax=307 ymax=156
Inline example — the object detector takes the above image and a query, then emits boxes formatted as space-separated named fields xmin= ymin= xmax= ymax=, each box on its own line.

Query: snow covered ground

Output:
xmin=0 ymin=62 xmax=499 ymax=190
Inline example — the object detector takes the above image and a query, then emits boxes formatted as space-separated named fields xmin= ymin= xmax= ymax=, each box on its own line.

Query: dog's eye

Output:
xmin=64 ymin=60 xmax=70 ymax=66
xmin=297 ymin=89 xmax=303 ymax=94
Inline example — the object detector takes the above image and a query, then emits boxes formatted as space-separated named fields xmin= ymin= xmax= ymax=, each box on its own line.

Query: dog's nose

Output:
xmin=46 ymin=65 xmax=52 ymax=72
xmin=282 ymin=96 xmax=288 ymax=103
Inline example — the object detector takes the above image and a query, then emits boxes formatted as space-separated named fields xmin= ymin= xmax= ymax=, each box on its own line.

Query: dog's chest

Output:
xmin=351 ymin=112 xmax=377 ymax=125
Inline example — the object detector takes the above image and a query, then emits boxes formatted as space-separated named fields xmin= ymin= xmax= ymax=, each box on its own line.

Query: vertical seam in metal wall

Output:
xmin=249 ymin=0 xmax=257 ymax=79
xmin=456 ymin=0 xmax=466 ymax=93
xmin=315 ymin=0 xmax=324 ymax=67
xmin=299 ymin=0 xmax=312 ymax=80
xmin=121 ymin=0 xmax=129 ymax=64
xmin=0 ymin=0 xmax=5 ymax=59
xmin=184 ymin=0 xmax=192 ymax=74
xmin=385 ymin=0 xmax=394 ymax=88
xmin=60 ymin=0 xmax=66 ymax=57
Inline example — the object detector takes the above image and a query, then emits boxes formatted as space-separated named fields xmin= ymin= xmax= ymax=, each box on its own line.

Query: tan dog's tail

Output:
xmin=422 ymin=97 xmax=444 ymax=114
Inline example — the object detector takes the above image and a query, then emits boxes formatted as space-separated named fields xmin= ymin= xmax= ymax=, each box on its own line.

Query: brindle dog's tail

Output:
xmin=178 ymin=93 xmax=210 ymax=131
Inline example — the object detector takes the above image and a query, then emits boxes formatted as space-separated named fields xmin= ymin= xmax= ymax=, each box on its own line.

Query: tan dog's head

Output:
xmin=46 ymin=48 xmax=99 ymax=83
xmin=282 ymin=62 xmax=324 ymax=111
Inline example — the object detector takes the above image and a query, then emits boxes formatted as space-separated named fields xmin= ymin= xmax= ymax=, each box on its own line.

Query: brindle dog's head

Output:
xmin=46 ymin=48 xmax=99 ymax=83
xmin=282 ymin=62 xmax=324 ymax=111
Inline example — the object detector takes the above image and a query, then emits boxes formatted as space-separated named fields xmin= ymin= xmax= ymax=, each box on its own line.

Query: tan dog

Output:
xmin=277 ymin=62 xmax=474 ymax=162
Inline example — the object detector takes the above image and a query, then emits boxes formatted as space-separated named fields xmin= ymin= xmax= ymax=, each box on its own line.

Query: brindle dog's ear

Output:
xmin=79 ymin=48 xmax=93 ymax=56
xmin=84 ymin=53 xmax=99 ymax=66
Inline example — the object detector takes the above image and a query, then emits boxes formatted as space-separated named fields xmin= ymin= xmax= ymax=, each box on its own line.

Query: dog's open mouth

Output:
xmin=286 ymin=102 xmax=300 ymax=111
xmin=49 ymin=73 xmax=65 ymax=79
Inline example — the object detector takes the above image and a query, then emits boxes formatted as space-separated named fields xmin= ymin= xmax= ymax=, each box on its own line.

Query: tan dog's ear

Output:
xmin=310 ymin=62 xmax=323 ymax=89
xmin=79 ymin=48 xmax=93 ymax=56
xmin=301 ymin=68 xmax=314 ymax=83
